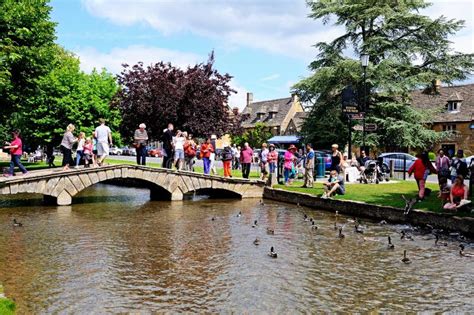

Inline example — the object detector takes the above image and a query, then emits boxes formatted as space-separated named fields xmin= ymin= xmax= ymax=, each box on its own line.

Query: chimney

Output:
xmin=232 ymin=107 xmax=239 ymax=116
xmin=291 ymin=93 xmax=299 ymax=103
xmin=246 ymin=92 xmax=253 ymax=107
xmin=433 ymin=79 xmax=442 ymax=93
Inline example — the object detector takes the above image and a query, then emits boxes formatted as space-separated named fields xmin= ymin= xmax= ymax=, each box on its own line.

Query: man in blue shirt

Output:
xmin=302 ymin=143 xmax=315 ymax=188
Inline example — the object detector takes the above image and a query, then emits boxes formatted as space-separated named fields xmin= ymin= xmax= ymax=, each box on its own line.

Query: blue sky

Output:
xmin=50 ymin=0 xmax=473 ymax=109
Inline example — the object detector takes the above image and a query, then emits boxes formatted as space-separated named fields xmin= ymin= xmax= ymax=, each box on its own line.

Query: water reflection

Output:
xmin=0 ymin=184 xmax=472 ymax=313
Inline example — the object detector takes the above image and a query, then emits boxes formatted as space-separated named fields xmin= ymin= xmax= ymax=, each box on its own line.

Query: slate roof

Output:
xmin=410 ymin=83 xmax=474 ymax=123
xmin=241 ymin=97 xmax=294 ymax=128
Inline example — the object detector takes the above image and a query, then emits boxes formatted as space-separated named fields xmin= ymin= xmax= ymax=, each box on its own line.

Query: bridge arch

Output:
xmin=0 ymin=165 xmax=264 ymax=206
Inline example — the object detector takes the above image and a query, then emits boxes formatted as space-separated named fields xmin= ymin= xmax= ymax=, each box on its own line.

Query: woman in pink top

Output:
xmin=240 ymin=142 xmax=253 ymax=179
xmin=3 ymin=130 xmax=28 ymax=176
xmin=283 ymin=144 xmax=297 ymax=185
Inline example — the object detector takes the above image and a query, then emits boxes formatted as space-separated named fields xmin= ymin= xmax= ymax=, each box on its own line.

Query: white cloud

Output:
xmin=260 ymin=73 xmax=280 ymax=81
xmin=74 ymin=45 xmax=202 ymax=73
xmin=82 ymin=0 xmax=473 ymax=61
xmin=74 ymin=44 xmax=250 ymax=109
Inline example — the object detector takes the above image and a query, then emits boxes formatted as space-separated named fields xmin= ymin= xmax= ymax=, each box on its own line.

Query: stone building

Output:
xmin=411 ymin=82 xmax=474 ymax=155
xmin=241 ymin=93 xmax=305 ymax=136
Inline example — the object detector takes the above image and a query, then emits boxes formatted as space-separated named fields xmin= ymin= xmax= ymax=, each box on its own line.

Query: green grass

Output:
xmin=276 ymin=180 xmax=473 ymax=216
xmin=0 ymin=160 xmax=60 ymax=172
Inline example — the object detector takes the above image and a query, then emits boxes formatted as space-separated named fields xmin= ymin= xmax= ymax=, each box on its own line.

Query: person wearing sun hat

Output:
xmin=283 ymin=144 xmax=297 ymax=185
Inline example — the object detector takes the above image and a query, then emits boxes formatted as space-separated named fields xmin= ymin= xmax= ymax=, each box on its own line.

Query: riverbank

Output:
xmin=264 ymin=187 xmax=474 ymax=236
xmin=275 ymin=180 xmax=473 ymax=216
xmin=0 ymin=285 xmax=16 ymax=315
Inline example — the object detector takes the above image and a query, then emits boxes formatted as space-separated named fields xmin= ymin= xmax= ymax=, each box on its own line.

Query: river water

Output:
xmin=0 ymin=184 xmax=473 ymax=313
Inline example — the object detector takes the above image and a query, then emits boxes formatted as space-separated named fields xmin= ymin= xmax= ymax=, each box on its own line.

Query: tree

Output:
xmin=25 ymin=48 xmax=120 ymax=148
xmin=294 ymin=0 xmax=474 ymax=151
xmin=0 ymin=0 xmax=57 ymax=140
xmin=232 ymin=122 xmax=272 ymax=149
xmin=114 ymin=52 xmax=236 ymax=141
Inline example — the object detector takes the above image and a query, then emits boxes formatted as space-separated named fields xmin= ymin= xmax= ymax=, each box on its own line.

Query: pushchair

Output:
xmin=359 ymin=159 xmax=390 ymax=184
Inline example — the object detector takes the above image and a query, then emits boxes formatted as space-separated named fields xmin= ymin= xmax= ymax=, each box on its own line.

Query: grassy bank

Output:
xmin=276 ymin=180 xmax=473 ymax=216
xmin=0 ymin=285 xmax=15 ymax=315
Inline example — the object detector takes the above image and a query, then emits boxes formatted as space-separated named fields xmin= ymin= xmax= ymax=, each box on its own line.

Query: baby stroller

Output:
xmin=359 ymin=159 xmax=390 ymax=184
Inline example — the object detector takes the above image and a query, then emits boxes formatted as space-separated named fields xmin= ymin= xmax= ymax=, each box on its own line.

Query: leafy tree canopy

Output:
xmin=294 ymin=0 xmax=474 ymax=151
xmin=231 ymin=122 xmax=272 ymax=149
xmin=114 ymin=52 xmax=237 ymax=142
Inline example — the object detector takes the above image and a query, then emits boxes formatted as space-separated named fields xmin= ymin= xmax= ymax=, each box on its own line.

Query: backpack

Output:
xmin=222 ymin=149 xmax=233 ymax=161
xmin=184 ymin=142 xmax=196 ymax=158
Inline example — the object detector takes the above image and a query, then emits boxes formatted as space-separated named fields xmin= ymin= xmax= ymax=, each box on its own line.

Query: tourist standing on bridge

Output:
xmin=60 ymin=124 xmax=77 ymax=171
xmin=134 ymin=123 xmax=148 ymax=166
xmin=75 ymin=132 xmax=85 ymax=168
xmin=162 ymin=123 xmax=174 ymax=169
xmin=3 ymin=130 xmax=28 ymax=177
xmin=200 ymin=138 xmax=214 ymax=175
xmin=210 ymin=135 xmax=218 ymax=175
xmin=173 ymin=130 xmax=186 ymax=170
xmin=94 ymin=119 xmax=113 ymax=166
xmin=232 ymin=144 xmax=240 ymax=170
xmin=240 ymin=142 xmax=253 ymax=179
xmin=184 ymin=133 xmax=197 ymax=171
xmin=221 ymin=143 xmax=233 ymax=178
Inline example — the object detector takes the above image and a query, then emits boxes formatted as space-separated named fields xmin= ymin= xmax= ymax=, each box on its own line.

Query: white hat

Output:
xmin=139 ymin=123 xmax=146 ymax=129
xmin=211 ymin=134 xmax=217 ymax=140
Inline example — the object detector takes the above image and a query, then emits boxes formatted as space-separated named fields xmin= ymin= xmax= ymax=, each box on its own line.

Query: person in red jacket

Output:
xmin=200 ymin=138 xmax=214 ymax=175
xmin=408 ymin=151 xmax=437 ymax=200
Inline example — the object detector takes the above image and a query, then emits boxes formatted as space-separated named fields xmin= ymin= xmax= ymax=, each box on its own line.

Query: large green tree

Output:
xmin=295 ymin=0 xmax=474 ymax=151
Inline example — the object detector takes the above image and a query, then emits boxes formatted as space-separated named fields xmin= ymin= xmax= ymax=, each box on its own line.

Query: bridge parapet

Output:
xmin=0 ymin=164 xmax=265 ymax=205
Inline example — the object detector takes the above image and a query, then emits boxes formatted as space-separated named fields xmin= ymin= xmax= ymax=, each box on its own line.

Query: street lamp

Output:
xmin=360 ymin=53 xmax=369 ymax=155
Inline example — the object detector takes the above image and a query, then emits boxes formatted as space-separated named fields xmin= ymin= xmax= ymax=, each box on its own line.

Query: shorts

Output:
xmin=97 ymin=142 xmax=109 ymax=156
xmin=260 ymin=161 xmax=268 ymax=174
xmin=174 ymin=149 xmax=184 ymax=160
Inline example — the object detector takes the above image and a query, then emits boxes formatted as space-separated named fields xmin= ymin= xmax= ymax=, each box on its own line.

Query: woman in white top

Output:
xmin=173 ymin=131 xmax=186 ymax=170
xmin=75 ymin=132 xmax=85 ymax=168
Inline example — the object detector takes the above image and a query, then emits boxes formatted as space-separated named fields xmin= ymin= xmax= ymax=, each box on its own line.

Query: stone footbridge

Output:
xmin=0 ymin=165 xmax=265 ymax=205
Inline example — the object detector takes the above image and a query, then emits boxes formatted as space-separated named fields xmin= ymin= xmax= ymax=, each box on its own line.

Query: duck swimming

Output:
xmin=252 ymin=220 xmax=258 ymax=228
xmin=12 ymin=218 xmax=23 ymax=227
xmin=387 ymin=236 xmax=395 ymax=249
xmin=267 ymin=228 xmax=275 ymax=235
xmin=253 ymin=238 xmax=260 ymax=246
xmin=400 ymin=231 xmax=414 ymax=241
xmin=311 ymin=221 xmax=318 ymax=230
xmin=338 ymin=227 xmax=345 ymax=239
xmin=402 ymin=250 xmax=411 ymax=264
xmin=354 ymin=224 xmax=364 ymax=234
xmin=304 ymin=214 xmax=309 ymax=222
xmin=237 ymin=211 xmax=242 ymax=217
xmin=435 ymin=235 xmax=447 ymax=247
xmin=268 ymin=246 xmax=278 ymax=258
xmin=459 ymin=244 xmax=474 ymax=257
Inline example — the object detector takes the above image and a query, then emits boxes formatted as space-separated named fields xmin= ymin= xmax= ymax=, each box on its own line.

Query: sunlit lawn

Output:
xmin=276 ymin=180 xmax=473 ymax=216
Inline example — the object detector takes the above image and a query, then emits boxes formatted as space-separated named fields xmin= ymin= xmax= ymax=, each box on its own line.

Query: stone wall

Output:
xmin=264 ymin=187 xmax=474 ymax=237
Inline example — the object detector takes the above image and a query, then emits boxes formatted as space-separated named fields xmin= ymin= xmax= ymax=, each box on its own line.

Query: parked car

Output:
xmin=110 ymin=146 xmax=122 ymax=155
xmin=148 ymin=147 xmax=163 ymax=157
xmin=379 ymin=152 xmax=417 ymax=172
xmin=121 ymin=146 xmax=136 ymax=156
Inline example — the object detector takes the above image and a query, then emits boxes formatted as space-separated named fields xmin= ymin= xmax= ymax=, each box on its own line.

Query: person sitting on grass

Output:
xmin=443 ymin=175 xmax=470 ymax=211
xmin=322 ymin=170 xmax=345 ymax=198
xmin=437 ymin=176 xmax=451 ymax=205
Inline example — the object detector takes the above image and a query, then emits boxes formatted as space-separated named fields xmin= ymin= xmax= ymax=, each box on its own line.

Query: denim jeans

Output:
xmin=203 ymin=157 xmax=211 ymax=174
xmin=75 ymin=150 xmax=84 ymax=166
xmin=284 ymin=168 xmax=291 ymax=183
xmin=9 ymin=154 xmax=27 ymax=175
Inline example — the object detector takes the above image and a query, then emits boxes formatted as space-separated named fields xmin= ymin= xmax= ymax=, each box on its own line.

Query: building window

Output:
xmin=446 ymin=101 xmax=460 ymax=112
xmin=442 ymin=124 xmax=456 ymax=131
xmin=268 ymin=112 xmax=274 ymax=119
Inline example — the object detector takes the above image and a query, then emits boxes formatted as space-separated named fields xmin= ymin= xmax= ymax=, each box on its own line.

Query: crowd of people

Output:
xmin=2 ymin=122 xmax=472 ymax=213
